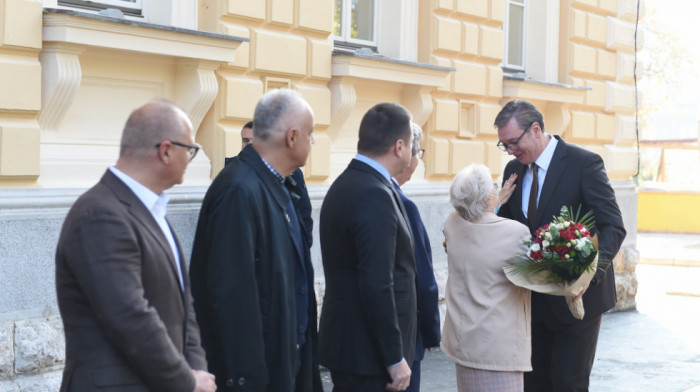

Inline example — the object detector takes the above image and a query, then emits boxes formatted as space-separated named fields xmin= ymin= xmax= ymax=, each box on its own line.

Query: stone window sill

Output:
xmin=43 ymin=8 xmax=247 ymax=62
xmin=503 ymin=74 xmax=590 ymax=104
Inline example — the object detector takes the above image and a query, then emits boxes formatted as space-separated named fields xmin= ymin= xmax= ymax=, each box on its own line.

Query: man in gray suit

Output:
xmin=55 ymin=100 xmax=216 ymax=392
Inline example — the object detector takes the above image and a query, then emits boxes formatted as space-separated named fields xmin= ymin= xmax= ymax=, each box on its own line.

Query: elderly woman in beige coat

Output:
xmin=441 ymin=163 xmax=531 ymax=392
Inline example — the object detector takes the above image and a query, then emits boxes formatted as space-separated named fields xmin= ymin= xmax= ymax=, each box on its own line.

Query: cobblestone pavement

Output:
xmin=322 ymin=262 xmax=700 ymax=392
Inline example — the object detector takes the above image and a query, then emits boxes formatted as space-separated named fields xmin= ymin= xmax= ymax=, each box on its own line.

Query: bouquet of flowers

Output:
xmin=503 ymin=206 xmax=599 ymax=319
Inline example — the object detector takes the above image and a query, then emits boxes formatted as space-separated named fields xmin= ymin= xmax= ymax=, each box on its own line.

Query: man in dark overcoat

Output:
xmin=189 ymin=89 xmax=322 ymax=392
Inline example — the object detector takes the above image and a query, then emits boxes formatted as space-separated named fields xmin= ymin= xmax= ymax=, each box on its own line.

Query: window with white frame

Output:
xmin=504 ymin=0 xmax=526 ymax=73
xmin=503 ymin=0 xmax=560 ymax=83
xmin=58 ymin=0 xmax=142 ymax=15
xmin=333 ymin=0 xmax=378 ymax=49
xmin=51 ymin=0 xmax=198 ymax=29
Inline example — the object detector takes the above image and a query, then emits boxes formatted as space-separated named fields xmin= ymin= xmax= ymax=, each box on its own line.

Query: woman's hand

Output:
xmin=500 ymin=173 xmax=518 ymax=205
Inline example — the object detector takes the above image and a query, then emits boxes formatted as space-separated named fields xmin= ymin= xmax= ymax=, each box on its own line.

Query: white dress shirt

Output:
xmin=521 ymin=135 xmax=558 ymax=219
xmin=109 ymin=166 xmax=184 ymax=291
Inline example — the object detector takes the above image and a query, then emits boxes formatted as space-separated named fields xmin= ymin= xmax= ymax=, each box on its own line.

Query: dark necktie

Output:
xmin=528 ymin=163 xmax=539 ymax=230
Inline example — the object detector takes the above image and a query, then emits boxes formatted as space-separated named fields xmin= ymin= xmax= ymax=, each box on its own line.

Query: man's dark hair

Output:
xmin=493 ymin=99 xmax=545 ymax=133
xmin=357 ymin=103 xmax=412 ymax=156
xmin=243 ymin=120 xmax=253 ymax=130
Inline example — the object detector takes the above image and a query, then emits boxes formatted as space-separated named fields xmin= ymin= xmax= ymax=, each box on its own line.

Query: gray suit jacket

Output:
xmin=55 ymin=170 xmax=206 ymax=391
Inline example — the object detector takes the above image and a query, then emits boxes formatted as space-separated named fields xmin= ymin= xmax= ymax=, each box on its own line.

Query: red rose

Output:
xmin=555 ymin=245 xmax=570 ymax=256
xmin=560 ymin=229 xmax=574 ymax=242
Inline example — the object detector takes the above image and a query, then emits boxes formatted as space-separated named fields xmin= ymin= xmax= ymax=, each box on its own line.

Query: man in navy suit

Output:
xmin=392 ymin=123 xmax=441 ymax=392
xmin=495 ymin=100 xmax=626 ymax=392
xmin=319 ymin=102 xmax=417 ymax=392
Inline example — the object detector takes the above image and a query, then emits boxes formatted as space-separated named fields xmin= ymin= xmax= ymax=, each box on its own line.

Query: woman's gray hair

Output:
xmin=449 ymin=163 xmax=494 ymax=222
xmin=411 ymin=122 xmax=423 ymax=156
xmin=253 ymin=88 xmax=303 ymax=141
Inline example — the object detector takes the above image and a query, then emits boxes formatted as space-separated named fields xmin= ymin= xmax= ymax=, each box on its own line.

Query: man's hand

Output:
xmin=574 ymin=282 xmax=590 ymax=302
xmin=442 ymin=229 xmax=447 ymax=254
xmin=385 ymin=358 xmax=411 ymax=391
xmin=192 ymin=369 xmax=216 ymax=392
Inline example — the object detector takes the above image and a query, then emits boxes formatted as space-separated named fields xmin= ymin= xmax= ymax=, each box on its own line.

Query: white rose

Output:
xmin=530 ymin=243 xmax=541 ymax=252
xmin=542 ymin=240 xmax=550 ymax=248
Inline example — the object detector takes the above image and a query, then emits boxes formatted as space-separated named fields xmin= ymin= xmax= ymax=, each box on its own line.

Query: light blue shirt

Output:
xmin=109 ymin=166 xmax=184 ymax=291
xmin=354 ymin=154 xmax=391 ymax=182
xmin=522 ymin=135 xmax=558 ymax=220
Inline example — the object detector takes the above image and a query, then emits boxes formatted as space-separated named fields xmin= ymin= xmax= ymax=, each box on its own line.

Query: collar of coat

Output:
xmin=237 ymin=146 xmax=293 ymax=213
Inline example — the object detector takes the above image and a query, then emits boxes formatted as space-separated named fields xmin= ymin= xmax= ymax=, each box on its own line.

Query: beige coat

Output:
xmin=441 ymin=210 xmax=532 ymax=372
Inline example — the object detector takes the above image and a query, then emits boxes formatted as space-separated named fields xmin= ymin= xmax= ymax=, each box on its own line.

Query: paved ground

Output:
xmin=321 ymin=233 xmax=700 ymax=391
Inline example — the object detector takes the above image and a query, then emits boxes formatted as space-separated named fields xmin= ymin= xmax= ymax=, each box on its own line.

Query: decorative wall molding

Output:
xmin=38 ymin=43 xmax=83 ymax=132
xmin=327 ymin=78 xmax=356 ymax=141
xmin=175 ymin=60 xmax=220 ymax=134
xmin=328 ymin=51 xmax=452 ymax=141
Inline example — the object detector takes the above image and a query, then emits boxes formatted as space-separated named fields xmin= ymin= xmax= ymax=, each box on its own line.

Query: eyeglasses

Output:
xmin=416 ymin=148 xmax=425 ymax=159
xmin=155 ymin=140 xmax=201 ymax=161
xmin=496 ymin=122 xmax=534 ymax=152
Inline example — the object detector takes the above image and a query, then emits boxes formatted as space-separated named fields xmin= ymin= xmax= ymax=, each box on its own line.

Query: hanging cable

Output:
xmin=633 ymin=0 xmax=640 ymax=178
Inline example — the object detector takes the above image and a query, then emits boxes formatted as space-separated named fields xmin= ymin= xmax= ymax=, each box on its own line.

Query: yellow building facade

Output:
xmin=0 ymin=0 xmax=641 ymax=389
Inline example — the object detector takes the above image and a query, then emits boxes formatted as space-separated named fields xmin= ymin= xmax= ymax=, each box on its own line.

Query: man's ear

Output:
xmin=532 ymin=122 xmax=542 ymax=137
xmin=156 ymin=141 xmax=171 ymax=163
xmin=285 ymin=127 xmax=298 ymax=148
xmin=392 ymin=138 xmax=402 ymax=158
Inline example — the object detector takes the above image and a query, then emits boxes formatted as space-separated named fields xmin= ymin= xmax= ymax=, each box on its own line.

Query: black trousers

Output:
xmin=525 ymin=293 xmax=603 ymax=392
xmin=330 ymin=370 xmax=390 ymax=392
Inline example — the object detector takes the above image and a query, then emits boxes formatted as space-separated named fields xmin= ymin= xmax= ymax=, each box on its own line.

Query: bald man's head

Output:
xmin=120 ymin=100 xmax=192 ymax=161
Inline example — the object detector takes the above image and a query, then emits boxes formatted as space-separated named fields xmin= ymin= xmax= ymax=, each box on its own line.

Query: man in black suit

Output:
xmin=495 ymin=100 xmax=626 ymax=392
xmin=55 ymin=100 xmax=215 ymax=392
xmin=319 ymin=102 xmax=417 ymax=392
xmin=189 ymin=89 xmax=322 ymax=392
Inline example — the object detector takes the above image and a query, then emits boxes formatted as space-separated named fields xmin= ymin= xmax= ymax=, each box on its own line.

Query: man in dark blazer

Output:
xmin=189 ymin=89 xmax=322 ymax=392
xmin=319 ymin=102 xmax=418 ymax=392
xmin=392 ymin=123 xmax=441 ymax=392
xmin=55 ymin=100 xmax=216 ymax=392
xmin=495 ymin=100 xmax=626 ymax=392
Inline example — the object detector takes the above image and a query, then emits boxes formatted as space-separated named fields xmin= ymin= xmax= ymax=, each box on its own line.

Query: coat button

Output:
xmin=238 ymin=377 xmax=246 ymax=386
xmin=226 ymin=379 xmax=234 ymax=387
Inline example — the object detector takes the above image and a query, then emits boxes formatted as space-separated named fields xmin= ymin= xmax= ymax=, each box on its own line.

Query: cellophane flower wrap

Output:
xmin=503 ymin=206 xmax=599 ymax=319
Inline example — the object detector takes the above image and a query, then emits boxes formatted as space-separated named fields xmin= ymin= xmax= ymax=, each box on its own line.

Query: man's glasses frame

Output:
xmin=496 ymin=122 xmax=535 ymax=152
xmin=155 ymin=140 xmax=201 ymax=161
